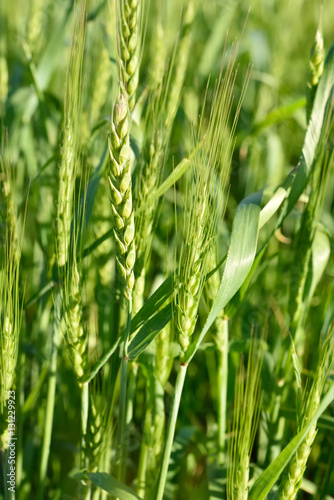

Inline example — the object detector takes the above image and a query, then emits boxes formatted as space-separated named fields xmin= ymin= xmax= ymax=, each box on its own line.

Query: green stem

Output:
xmin=156 ymin=363 xmax=188 ymax=500
xmin=37 ymin=293 xmax=60 ymax=500
xmin=100 ymin=431 xmax=113 ymax=500
xmin=16 ymin=348 xmax=24 ymax=492
xmin=79 ymin=382 xmax=91 ymax=499
xmin=80 ymin=382 xmax=89 ymax=469
xmin=137 ymin=402 xmax=152 ymax=497
xmin=92 ymin=486 xmax=101 ymax=500
xmin=216 ymin=318 xmax=228 ymax=466
xmin=116 ymin=296 xmax=132 ymax=483
xmin=123 ymin=361 xmax=137 ymax=477
xmin=116 ymin=360 xmax=128 ymax=482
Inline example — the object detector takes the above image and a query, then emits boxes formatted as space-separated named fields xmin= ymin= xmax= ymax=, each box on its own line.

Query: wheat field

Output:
xmin=0 ymin=0 xmax=334 ymax=499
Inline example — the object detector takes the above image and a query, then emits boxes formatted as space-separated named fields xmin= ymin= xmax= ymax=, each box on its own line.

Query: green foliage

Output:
xmin=0 ymin=0 xmax=334 ymax=499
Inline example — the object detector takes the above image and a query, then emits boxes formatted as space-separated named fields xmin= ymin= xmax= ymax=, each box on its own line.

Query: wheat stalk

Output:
xmin=56 ymin=3 xmax=85 ymax=268
xmin=205 ymin=246 xmax=228 ymax=463
xmin=279 ymin=328 xmax=334 ymax=500
xmin=228 ymin=336 xmax=263 ymax=500
xmin=0 ymin=135 xmax=21 ymax=449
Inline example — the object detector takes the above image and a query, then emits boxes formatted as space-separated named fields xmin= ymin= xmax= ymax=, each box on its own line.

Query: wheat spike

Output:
xmin=306 ymin=12 xmax=325 ymax=121
xmin=64 ymin=258 xmax=88 ymax=384
xmin=109 ymin=94 xmax=135 ymax=300
xmin=119 ymin=0 xmax=141 ymax=111
xmin=279 ymin=329 xmax=334 ymax=500
xmin=0 ymin=137 xmax=21 ymax=448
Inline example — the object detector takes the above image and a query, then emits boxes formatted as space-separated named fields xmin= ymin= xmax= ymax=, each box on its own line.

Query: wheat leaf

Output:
xmin=130 ymin=274 xmax=175 ymax=333
xmin=184 ymin=190 xmax=262 ymax=363
xmin=249 ymin=382 xmax=334 ymax=500
xmin=128 ymin=304 xmax=174 ymax=359
xmin=75 ymin=472 xmax=143 ymax=499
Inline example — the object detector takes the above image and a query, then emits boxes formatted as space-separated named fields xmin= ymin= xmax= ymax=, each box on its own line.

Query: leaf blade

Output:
xmin=185 ymin=191 xmax=262 ymax=363
xmin=128 ymin=304 xmax=174 ymax=359
xmin=76 ymin=472 xmax=143 ymax=500
xmin=249 ymin=383 xmax=334 ymax=500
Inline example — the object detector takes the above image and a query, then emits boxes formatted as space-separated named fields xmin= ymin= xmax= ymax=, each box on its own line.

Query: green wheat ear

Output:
xmin=118 ymin=0 xmax=141 ymax=111
xmin=176 ymin=43 xmax=247 ymax=362
xmin=63 ymin=255 xmax=88 ymax=384
xmin=228 ymin=335 xmax=264 ymax=500
xmin=132 ymin=3 xmax=196 ymax=315
xmin=108 ymin=94 xmax=135 ymax=299
xmin=62 ymin=172 xmax=88 ymax=386
xmin=306 ymin=11 xmax=325 ymax=121
xmin=86 ymin=392 xmax=104 ymax=472
xmin=55 ymin=2 xmax=88 ymax=387
xmin=278 ymin=326 xmax=334 ymax=500
xmin=0 ymin=134 xmax=22 ymax=447
xmin=56 ymin=4 xmax=85 ymax=269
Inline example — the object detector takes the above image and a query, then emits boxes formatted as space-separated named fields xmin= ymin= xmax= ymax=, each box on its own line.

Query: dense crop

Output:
xmin=0 ymin=1 xmax=334 ymax=499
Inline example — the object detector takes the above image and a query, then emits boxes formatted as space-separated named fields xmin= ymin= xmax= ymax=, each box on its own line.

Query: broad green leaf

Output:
xmin=223 ymin=184 xmax=288 ymax=315
xmin=223 ymin=43 xmax=334 ymax=318
xmin=76 ymin=472 xmax=143 ymax=499
xmin=223 ymin=244 xmax=268 ymax=318
xmin=308 ymin=227 xmax=330 ymax=300
xmin=249 ymin=382 xmax=334 ymax=500
xmin=84 ymin=279 xmax=175 ymax=377
xmin=259 ymin=186 xmax=287 ymax=229
xmin=128 ymin=304 xmax=174 ymax=359
xmin=184 ymin=191 xmax=262 ymax=363
xmin=215 ymin=185 xmax=287 ymax=320
xmin=130 ymin=274 xmax=175 ymax=334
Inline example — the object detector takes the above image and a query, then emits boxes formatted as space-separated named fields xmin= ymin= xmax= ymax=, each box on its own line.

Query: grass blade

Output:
xmin=184 ymin=191 xmax=262 ymax=363
xmin=249 ymin=382 xmax=334 ymax=500
xmin=289 ymin=333 xmax=303 ymax=428
xmin=130 ymin=274 xmax=175 ymax=333
xmin=128 ymin=304 xmax=174 ymax=359
xmin=76 ymin=472 xmax=143 ymax=499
